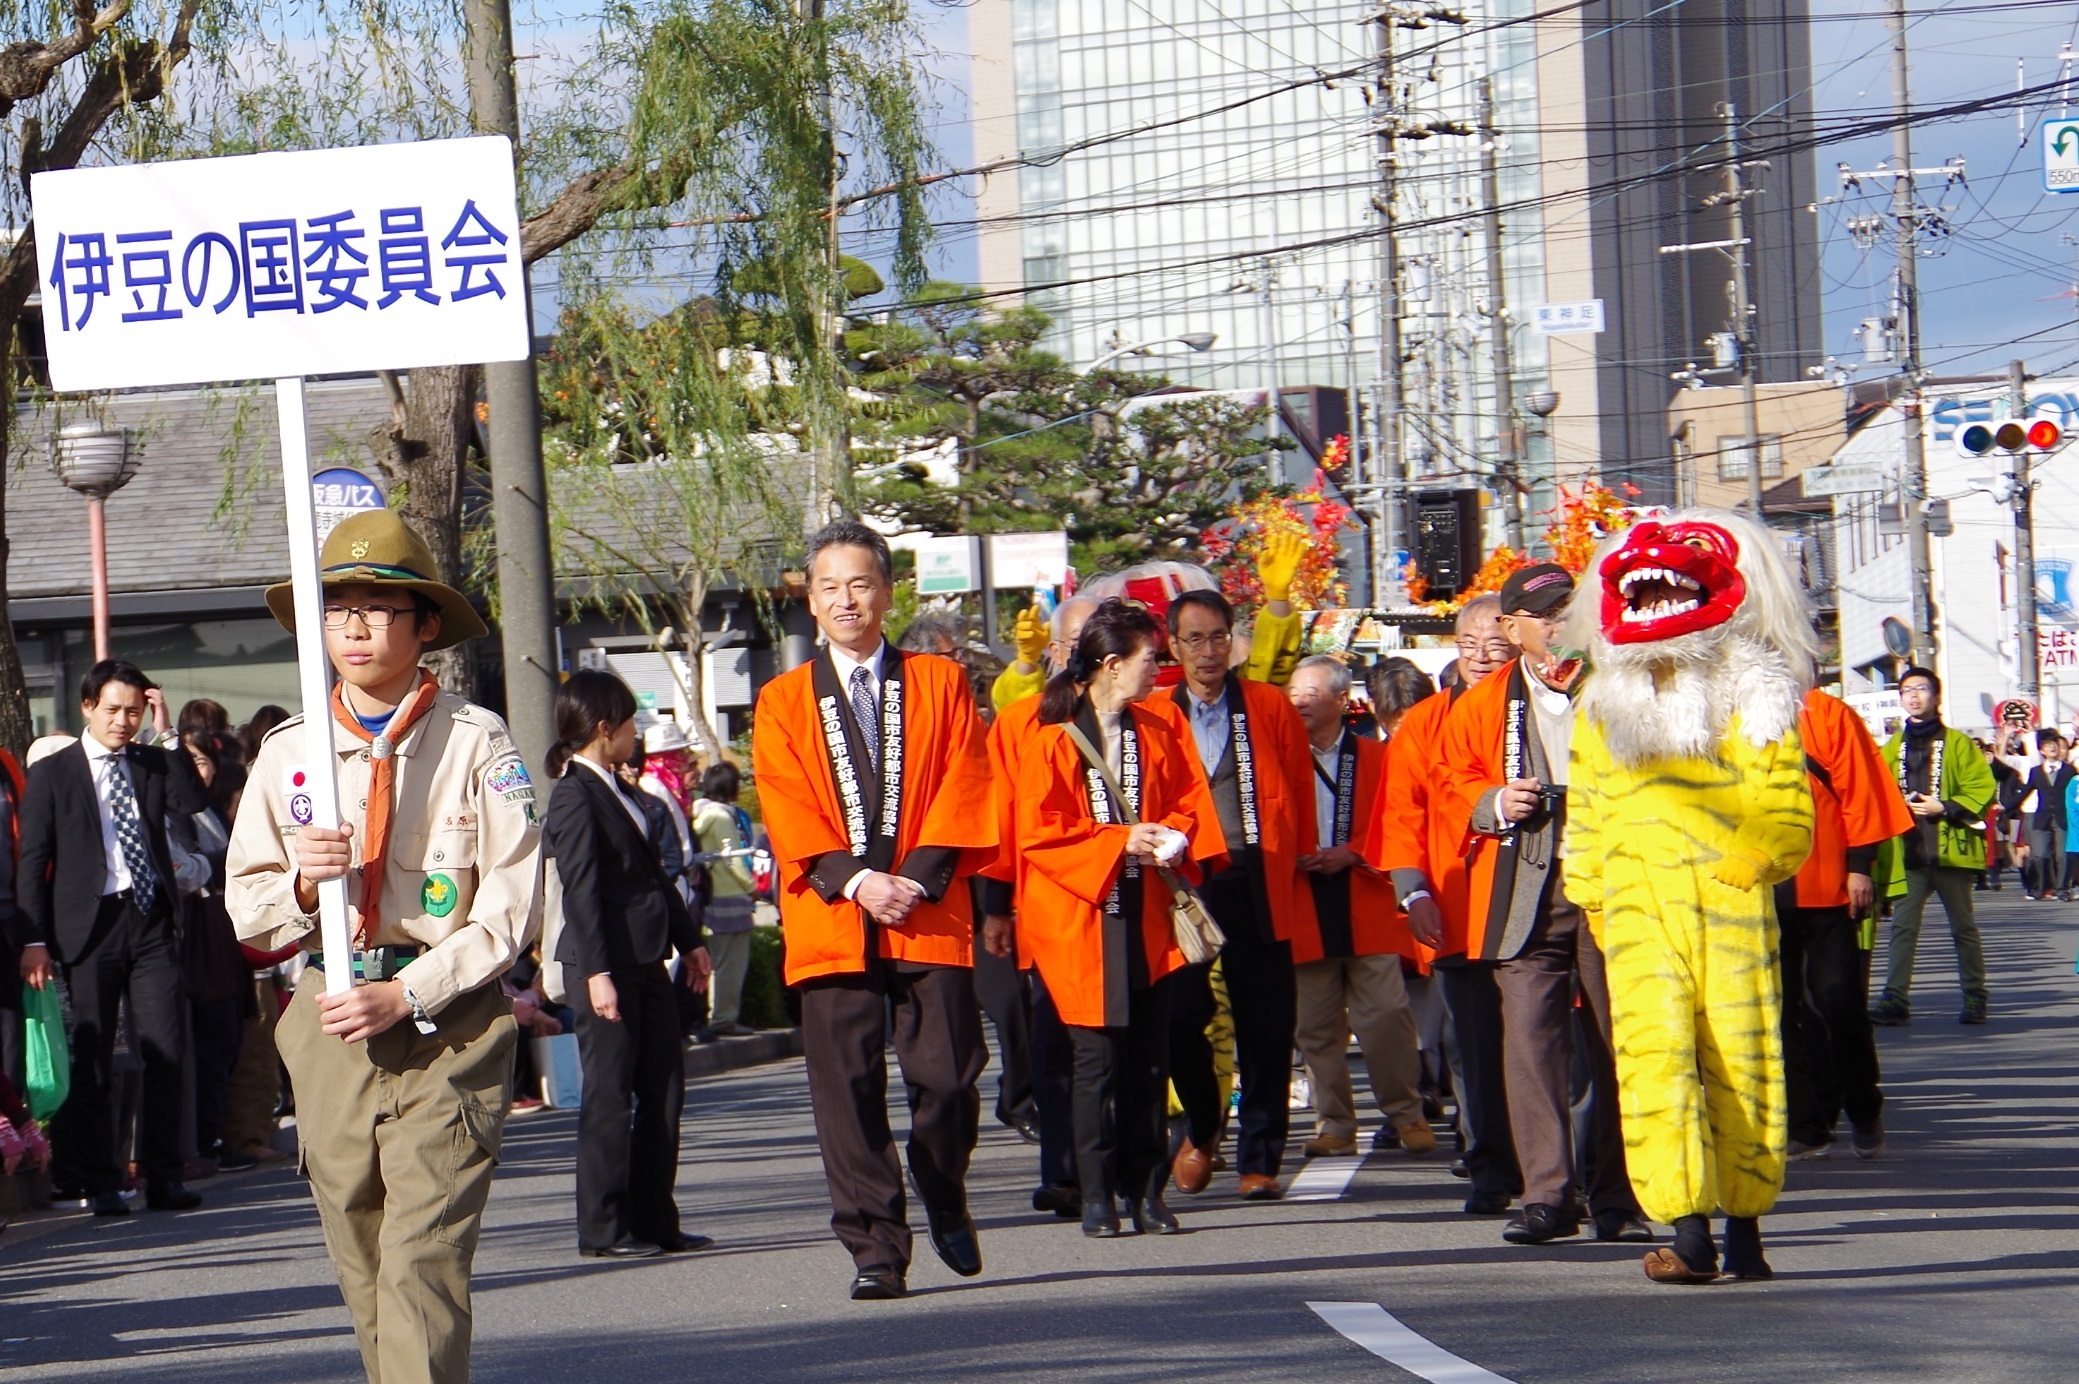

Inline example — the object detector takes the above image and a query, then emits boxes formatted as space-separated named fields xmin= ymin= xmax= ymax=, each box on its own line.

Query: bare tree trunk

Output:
xmin=374 ymin=366 xmax=481 ymax=695
xmin=672 ymin=571 xmax=728 ymax=761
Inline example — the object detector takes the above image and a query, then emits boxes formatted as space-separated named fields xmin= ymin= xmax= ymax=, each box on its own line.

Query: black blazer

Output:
xmin=2025 ymin=762 xmax=2077 ymax=832
xmin=545 ymin=763 xmax=703 ymax=976
xmin=21 ymin=738 xmax=208 ymax=961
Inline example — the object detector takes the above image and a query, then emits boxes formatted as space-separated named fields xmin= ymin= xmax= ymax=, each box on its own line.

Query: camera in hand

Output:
xmin=1521 ymin=784 xmax=1568 ymax=827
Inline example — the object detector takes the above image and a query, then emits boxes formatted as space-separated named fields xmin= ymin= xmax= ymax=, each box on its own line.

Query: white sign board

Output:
xmin=987 ymin=530 xmax=1071 ymax=588
xmin=32 ymin=137 xmax=530 ymax=391
xmin=1801 ymin=463 xmax=1885 ymax=498
xmin=2044 ymin=116 xmax=2079 ymax=193
xmin=2042 ymin=627 xmax=2079 ymax=682
xmin=311 ymin=466 xmax=385 ymax=542
xmin=915 ymin=535 xmax=981 ymax=594
xmin=1528 ymin=299 xmax=1605 ymax=335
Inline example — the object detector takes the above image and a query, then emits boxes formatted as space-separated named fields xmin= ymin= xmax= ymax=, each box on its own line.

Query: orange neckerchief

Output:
xmin=330 ymin=670 xmax=441 ymax=945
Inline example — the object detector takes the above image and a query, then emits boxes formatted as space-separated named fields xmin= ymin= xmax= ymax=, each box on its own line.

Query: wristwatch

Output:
xmin=401 ymin=983 xmax=436 ymax=1036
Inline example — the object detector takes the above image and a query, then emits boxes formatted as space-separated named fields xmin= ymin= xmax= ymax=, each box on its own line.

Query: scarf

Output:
xmin=643 ymin=750 xmax=697 ymax=817
xmin=330 ymin=669 xmax=442 ymax=945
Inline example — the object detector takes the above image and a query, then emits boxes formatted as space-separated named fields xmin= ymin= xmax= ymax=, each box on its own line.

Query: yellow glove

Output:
xmin=1257 ymin=530 xmax=1307 ymax=604
xmin=1012 ymin=601 xmax=1049 ymax=668
xmin=1712 ymin=853 xmax=1766 ymax=891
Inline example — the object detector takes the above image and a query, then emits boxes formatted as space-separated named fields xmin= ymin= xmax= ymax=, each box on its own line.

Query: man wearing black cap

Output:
xmin=1439 ymin=564 xmax=1648 ymax=1247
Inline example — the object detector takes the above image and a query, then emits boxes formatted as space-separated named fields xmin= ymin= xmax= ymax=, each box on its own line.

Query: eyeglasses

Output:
xmin=322 ymin=603 xmax=412 ymax=629
xmin=1454 ymin=639 xmax=1514 ymax=656
xmin=1174 ymin=630 xmax=1233 ymax=652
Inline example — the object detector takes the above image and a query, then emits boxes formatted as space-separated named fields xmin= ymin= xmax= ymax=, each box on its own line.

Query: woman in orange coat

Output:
xmin=1017 ymin=600 xmax=1224 ymax=1238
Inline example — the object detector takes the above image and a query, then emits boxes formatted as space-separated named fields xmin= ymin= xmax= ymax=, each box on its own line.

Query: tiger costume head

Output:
xmin=1563 ymin=508 xmax=1817 ymax=766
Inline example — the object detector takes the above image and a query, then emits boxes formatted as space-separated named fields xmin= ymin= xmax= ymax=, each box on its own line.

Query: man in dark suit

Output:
xmin=18 ymin=659 xmax=207 ymax=1215
xmin=2021 ymin=728 xmax=2075 ymax=900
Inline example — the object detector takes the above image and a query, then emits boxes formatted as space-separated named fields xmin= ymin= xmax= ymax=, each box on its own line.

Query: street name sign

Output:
xmin=30 ymin=137 xmax=531 ymax=994
xmin=1528 ymin=300 xmax=1605 ymax=335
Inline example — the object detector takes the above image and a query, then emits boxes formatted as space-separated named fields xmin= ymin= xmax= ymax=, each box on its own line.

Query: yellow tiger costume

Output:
xmin=1566 ymin=715 xmax=1812 ymax=1221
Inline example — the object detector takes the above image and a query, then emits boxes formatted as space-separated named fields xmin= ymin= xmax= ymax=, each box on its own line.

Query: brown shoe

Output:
xmin=1395 ymin=1119 xmax=1438 ymax=1156
xmin=1302 ymin=1133 xmax=1357 ymax=1158
xmin=1642 ymin=1248 xmax=1720 ymax=1284
xmin=1238 ymin=1174 xmax=1282 ymax=1201
xmin=1172 ymin=1138 xmax=1213 ymax=1195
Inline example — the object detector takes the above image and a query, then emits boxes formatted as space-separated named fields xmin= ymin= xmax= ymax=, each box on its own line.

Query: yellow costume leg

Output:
xmin=1696 ymin=887 xmax=1786 ymax=1218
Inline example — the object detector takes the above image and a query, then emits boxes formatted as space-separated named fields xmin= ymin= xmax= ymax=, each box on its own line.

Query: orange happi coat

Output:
xmin=1435 ymin=659 xmax=1545 ymax=962
xmin=1794 ymin=687 xmax=1914 ymax=910
xmin=1290 ymin=731 xmax=1413 ymax=965
xmin=1015 ymin=704 xmax=1224 ymax=1028
xmin=1143 ymin=675 xmax=1319 ymax=942
xmin=752 ymin=649 xmax=998 ymax=984
xmin=1364 ymin=684 xmax=1474 ymax=965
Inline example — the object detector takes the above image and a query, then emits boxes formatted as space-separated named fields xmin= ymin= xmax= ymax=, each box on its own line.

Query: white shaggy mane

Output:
xmin=1563 ymin=508 xmax=1817 ymax=768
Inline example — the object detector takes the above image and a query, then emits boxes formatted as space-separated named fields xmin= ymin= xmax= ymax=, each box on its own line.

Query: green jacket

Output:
xmin=1873 ymin=724 xmax=1997 ymax=893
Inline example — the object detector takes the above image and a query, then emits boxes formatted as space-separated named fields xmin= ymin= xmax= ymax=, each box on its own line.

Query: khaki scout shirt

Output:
xmin=226 ymin=690 xmax=543 ymax=1017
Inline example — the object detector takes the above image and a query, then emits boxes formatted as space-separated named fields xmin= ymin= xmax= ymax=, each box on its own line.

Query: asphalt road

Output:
xmin=3 ymin=890 xmax=2075 ymax=1382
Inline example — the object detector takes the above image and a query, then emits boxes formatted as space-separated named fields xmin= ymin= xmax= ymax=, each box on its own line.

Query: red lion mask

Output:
xmin=1597 ymin=520 xmax=1747 ymax=645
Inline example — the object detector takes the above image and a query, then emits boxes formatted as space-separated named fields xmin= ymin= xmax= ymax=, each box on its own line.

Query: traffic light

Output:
xmin=1956 ymin=417 xmax=2062 ymax=458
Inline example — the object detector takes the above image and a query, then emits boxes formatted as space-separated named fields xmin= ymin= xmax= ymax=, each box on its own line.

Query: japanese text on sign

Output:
xmin=2041 ymin=626 xmax=2079 ymax=680
xmin=31 ymin=138 xmax=530 ymax=392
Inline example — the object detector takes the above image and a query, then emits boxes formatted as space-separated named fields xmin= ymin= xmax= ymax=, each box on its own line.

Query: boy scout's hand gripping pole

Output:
xmin=278 ymin=378 xmax=356 ymax=998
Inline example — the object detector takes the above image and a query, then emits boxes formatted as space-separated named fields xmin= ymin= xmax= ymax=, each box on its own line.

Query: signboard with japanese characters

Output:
xmin=31 ymin=136 xmax=530 ymax=391
xmin=2041 ymin=627 xmax=2079 ymax=683
xmin=310 ymin=466 xmax=385 ymax=542
xmin=1528 ymin=299 xmax=1605 ymax=336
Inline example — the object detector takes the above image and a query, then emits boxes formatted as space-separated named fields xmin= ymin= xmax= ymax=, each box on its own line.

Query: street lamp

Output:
xmin=52 ymin=424 xmax=139 ymax=662
xmin=1076 ymin=332 xmax=1218 ymax=375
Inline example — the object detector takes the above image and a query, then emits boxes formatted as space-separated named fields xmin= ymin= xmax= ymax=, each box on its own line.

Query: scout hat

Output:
xmin=1498 ymin=562 xmax=1574 ymax=616
xmin=265 ymin=510 xmax=489 ymax=653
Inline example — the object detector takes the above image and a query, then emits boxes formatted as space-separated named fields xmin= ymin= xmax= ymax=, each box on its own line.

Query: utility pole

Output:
xmin=464 ymin=0 xmax=557 ymax=774
xmin=1477 ymin=78 xmax=1525 ymax=548
xmin=2011 ymin=358 xmax=2041 ymax=703
xmin=1371 ymin=9 xmax=1407 ymax=604
xmin=1889 ymin=0 xmax=1936 ymax=663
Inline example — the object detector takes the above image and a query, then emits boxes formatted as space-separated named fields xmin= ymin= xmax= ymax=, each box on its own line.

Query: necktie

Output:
xmin=850 ymin=665 xmax=880 ymax=773
xmin=104 ymin=755 xmax=160 ymax=915
xmin=330 ymin=670 xmax=443 ymax=945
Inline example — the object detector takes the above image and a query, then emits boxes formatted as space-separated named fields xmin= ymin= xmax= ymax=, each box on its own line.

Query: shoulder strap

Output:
xmin=1061 ymin=723 xmax=1143 ymax=826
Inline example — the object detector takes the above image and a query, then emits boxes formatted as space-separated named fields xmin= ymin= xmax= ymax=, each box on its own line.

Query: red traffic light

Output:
xmin=2029 ymin=418 xmax=2062 ymax=450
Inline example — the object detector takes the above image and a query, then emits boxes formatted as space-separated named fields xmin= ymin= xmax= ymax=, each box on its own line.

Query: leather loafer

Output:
xmin=1302 ymin=1133 xmax=1357 ymax=1158
xmin=1502 ymin=1203 xmax=1582 ymax=1244
xmin=1007 ymin=1113 xmax=1043 ymax=1145
xmin=1172 ymin=1138 xmax=1213 ymax=1195
xmin=1238 ymin=1173 xmax=1282 ymax=1201
xmin=1032 ymin=1183 xmax=1081 ymax=1218
xmin=90 ymin=1191 xmax=131 ymax=1217
xmin=581 ymin=1241 xmax=664 ymax=1259
xmin=1395 ymin=1120 xmax=1439 ymax=1156
xmin=1463 ymin=1192 xmax=1513 ymax=1215
xmin=1081 ymin=1198 xmax=1124 ymax=1238
xmin=145 ymin=1183 xmax=202 ymax=1212
xmin=1131 ymin=1191 xmax=1180 ymax=1234
xmin=1594 ymin=1210 xmax=1656 ymax=1244
xmin=651 ymin=1232 xmax=715 ymax=1253
xmin=908 ymin=1171 xmax=982 ymax=1277
xmin=849 ymin=1265 xmax=907 ymax=1299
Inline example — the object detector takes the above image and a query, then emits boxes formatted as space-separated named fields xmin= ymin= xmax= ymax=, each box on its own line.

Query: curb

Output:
xmin=684 ymin=1028 xmax=803 ymax=1079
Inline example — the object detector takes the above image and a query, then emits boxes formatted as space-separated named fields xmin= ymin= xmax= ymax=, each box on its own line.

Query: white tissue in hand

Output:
xmin=1153 ymin=827 xmax=1189 ymax=865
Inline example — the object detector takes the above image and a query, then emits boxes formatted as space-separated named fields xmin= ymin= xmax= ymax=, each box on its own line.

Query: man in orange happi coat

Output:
xmin=1145 ymin=589 xmax=1316 ymax=1200
xmin=1782 ymin=687 xmax=1913 ymax=1161
xmin=752 ymin=520 xmax=998 ymax=1302
xmin=1368 ymin=593 xmax=1521 ymax=1214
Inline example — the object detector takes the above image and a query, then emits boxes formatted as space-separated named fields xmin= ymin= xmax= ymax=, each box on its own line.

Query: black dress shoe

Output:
xmin=1081 ymin=1198 xmax=1124 ymax=1238
xmin=849 ymin=1265 xmax=906 ymax=1300
xmin=651 ymin=1232 xmax=716 ymax=1253
xmin=581 ymin=1240 xmax=665 ymax=1259
xmin=1032 ymin=1183 xmax=1081 ymax=1219
xmin=91 ymin=1191 xmax=131 ymax=1217
xmin=1007 ymin=1113 xmax=1043 ymax=1145
xmin=907 ymin=1171 xmax=982 ymax=1277
xmin=145 ymin=1183 xmax=202 ymax=1212
xmin=1502 ymin=1203 xmax=1583 ymax=1244
xmin=214 ymin=1147 xmax=261 ymax=1173
xmin=1594 ymin=1210 xmax=1656 ymax=1243
xmin=1463 ymin=1191 xmax=1512 ymax=1215
xmin=1450 ymin=1158 xmax=1472 ymax=1180
xmin=1130 ymin=1193 xmax=1180 ymax=1234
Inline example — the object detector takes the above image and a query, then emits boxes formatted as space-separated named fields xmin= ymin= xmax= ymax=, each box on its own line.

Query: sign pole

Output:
xmin=276 ymin=376 xmax=354 ymax=997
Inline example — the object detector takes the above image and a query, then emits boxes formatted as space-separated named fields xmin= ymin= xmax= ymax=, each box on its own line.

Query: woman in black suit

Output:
xmin=545 ymin=670 xmax=713 ymax=1258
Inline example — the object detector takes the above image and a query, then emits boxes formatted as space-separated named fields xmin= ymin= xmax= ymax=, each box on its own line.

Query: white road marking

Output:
xmin=1308 ymin=1302 xmax=1516 ymax=1383
xmin=1284 ymin=1155 xmax=1364 ymax=1202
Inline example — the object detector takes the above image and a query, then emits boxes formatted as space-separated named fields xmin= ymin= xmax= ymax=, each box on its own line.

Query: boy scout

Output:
xmin=227 ymin=510 xmax=542 ymax=1384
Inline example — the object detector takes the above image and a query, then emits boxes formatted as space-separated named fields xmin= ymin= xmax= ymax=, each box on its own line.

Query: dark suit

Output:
xmin=20 ymin=736 xmax=206 ymax=1195
xmin=546 ymin=762 xmax=704 ymax=1250
xmin=2023 ymin=762 xmax=2076 ymax=895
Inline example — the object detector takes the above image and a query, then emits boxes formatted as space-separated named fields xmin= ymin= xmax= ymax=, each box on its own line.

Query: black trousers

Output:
xmin=53 ymin=894 xmax=186 ymax=1195
xmin=972 ymin=927 xmax=1035 ymax=1127
xmin=1069 ymin=977 xmax=1171 ymax=1205
xmin=191 ymin=996 xmax=245 ymax=1158
xmin=1029 ymin=971 xmax=1077 ymax=1189
xmin=573 ymin=963 xmax=688 ymax=1250
xmin=1440 ymin=960 xmax=1521 ymax=1200
xmin=799 ymin=962 xmax=985 ymax=1273
xmin=1169 ymin=876 xmax=1297 ymax=1177
xmin=1780 ymin=904 xmax=1883 ymax=1143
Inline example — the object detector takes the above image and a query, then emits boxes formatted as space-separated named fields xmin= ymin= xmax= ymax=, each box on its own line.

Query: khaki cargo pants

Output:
xmin=278 ymin=971 xmax=516 ymax=1384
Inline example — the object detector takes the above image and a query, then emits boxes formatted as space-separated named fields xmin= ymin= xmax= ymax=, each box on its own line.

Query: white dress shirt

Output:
xmin=80 ymin=731 xmax=136 ymax=895
xmin=571 ymin=755 xmax=651 ymax=836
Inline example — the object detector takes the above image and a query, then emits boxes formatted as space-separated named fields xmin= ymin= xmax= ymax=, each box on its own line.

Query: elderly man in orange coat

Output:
xmin=752 ymin=520 xmax=998 ymax=1302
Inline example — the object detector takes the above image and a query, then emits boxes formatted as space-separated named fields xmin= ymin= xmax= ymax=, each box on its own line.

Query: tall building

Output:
xmin=966 ymin=0 xmax=1824 ymax=550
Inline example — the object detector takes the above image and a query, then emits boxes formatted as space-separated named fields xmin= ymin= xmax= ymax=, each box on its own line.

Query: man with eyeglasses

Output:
xmin=1148 ymin=588 xmax=1316 ymax=1200
xmin=1368 ymin=594 xmax=1522 ymax=1211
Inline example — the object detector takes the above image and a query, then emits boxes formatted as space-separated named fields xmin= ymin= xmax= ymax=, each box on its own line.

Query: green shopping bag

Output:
xmin=23 ymin=981 xmax=69 ymax=1121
